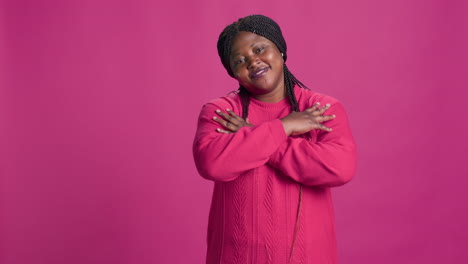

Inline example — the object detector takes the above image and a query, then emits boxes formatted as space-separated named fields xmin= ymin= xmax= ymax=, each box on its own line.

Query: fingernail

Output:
xmin=213 ymin=116 xmax=217 ymax=120
xmin=316 ymin=102 xmax=320 ymax=105
xmin=326 ymin=103 xmax=331 ymax=107
xmin=332 ymin=114 xmax=336 ymax=118
xmin=216 ymin=109 xmax=221 ymax=113
xmin=226 ymin=108 xmax=231 ymax=111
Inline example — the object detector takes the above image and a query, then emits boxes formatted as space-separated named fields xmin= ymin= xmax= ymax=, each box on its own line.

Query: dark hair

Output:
xmin=217 ymin=14 xmax=309 ymax=118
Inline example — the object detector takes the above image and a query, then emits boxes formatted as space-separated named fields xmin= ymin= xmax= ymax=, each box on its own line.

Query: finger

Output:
xmin=317 ymin=124 xmax=333 ymax=132
xmin=216 ymin=109 xmax=241 ymax=126
xmin=317 ymin=114 xmax=336 ymax=122
xmin=305 ymin=102 xmax=321 ymax=112
xmin=212 ymin=116 xmax=238 ymax=131
xmin=225 ymin=109 xmax=243 ymax=121
xmin=245 ymin=118 xmax=254 ymax=127
xmin=314 ymin=103 xmax=331 ymax=115
xmin=216 ymin=128 xmax=232 ymax=134
xmin=212 ymin=116 xmax=225 ymax=126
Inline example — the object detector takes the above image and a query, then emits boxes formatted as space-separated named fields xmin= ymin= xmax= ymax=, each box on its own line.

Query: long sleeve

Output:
xmin=267 ymin=101 xmax=357 ymax=188
xmin=193 ymin=99 xmax=288 ymax=182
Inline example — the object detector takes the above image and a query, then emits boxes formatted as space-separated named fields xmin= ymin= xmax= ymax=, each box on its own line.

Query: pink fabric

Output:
xmin=193 ymin=86 xmax=357 ymax=263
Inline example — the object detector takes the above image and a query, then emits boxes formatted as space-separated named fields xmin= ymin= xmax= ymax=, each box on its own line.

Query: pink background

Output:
xmin=1 ymin=0 xmax=467 ymax=263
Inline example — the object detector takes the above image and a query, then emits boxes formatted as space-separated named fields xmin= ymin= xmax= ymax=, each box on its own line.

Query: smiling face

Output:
xmin=229 ymin=31 xmax=285 ymax=101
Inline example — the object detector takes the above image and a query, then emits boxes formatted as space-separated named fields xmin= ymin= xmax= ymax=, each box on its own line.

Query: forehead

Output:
xmin=230 ymin=31 xmax=273 ymax=56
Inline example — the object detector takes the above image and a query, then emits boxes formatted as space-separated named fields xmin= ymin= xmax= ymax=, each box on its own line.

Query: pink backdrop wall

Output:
xmin=1 ymin=0 xmax=467 ymax=263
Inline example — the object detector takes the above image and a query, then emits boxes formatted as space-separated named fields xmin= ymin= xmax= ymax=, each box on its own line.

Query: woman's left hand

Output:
xmin=213 ymin=108 xmax=253 ymax=133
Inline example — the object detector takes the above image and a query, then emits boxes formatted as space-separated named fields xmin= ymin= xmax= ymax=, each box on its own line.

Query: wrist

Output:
xmin=280 ymin=118 xmax=292 ymax=136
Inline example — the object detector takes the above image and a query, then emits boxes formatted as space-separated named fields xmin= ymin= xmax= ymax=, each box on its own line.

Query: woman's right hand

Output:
xmin=280 ymin=102 xmax=336 ymax=136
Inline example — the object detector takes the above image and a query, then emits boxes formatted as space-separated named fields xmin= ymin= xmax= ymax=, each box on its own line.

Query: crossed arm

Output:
xmin=192 ymin=98 xmax=357 ymax=187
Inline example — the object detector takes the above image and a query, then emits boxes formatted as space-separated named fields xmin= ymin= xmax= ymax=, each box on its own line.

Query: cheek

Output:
xmin=233 ymin=68 xmax=248 ymax=79
xmin=232 ymin=71 xmax=240 ymax=79
xmin=232 ymin=72 xmax=246 ymax=84
xmin=264 ymin=53 xmax=282 ymax=67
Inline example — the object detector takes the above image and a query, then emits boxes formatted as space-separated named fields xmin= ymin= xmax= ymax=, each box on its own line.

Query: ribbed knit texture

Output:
xmin=193 ymin=86 xmax=357 ymax=264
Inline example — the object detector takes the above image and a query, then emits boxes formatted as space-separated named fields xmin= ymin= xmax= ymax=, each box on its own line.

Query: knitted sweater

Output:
xmin=193 ymin=85 xmax=357 ymax=264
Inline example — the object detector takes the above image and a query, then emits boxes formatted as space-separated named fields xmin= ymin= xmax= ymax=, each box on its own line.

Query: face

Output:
xmin=229 ymin=31 xmax=285 ymax=98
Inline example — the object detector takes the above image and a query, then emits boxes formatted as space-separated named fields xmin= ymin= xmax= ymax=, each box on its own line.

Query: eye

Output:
xmin=234 ymin=58 xmax=245 ymax=65
xmin=255 ymin=46 xmax=265 ymax=54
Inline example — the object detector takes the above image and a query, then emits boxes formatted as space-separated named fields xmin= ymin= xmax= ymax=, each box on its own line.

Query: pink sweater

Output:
xmin=193 ymin=85 xmax=357 ymax=264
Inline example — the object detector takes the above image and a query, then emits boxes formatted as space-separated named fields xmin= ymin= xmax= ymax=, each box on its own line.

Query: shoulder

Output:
xmin=296 ymin=87 xmax=343 ymax=110
xmin=198 ymin=90 xmax=242 ymax=116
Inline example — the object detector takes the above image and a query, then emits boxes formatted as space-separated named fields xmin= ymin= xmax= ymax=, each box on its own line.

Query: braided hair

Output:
xmin=217 ymin=14 xmax=309 ymax=119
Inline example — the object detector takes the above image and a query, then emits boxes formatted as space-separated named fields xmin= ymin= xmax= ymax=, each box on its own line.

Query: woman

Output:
xmin=193 ymin=14 xmax=357 ymax=264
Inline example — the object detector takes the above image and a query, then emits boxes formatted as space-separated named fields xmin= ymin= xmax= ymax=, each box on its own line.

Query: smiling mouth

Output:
xmin=250 ymin=67 xmax=269 ymax=79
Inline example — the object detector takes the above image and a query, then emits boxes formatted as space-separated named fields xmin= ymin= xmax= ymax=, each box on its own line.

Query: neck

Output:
xmin=251 ymin=85 xmax=286 ymax=103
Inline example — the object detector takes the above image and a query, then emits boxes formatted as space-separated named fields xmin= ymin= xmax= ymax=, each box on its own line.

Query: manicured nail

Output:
xmin=213 ymin=116 xmax=217 ymax=120
xmin=226 ymin=108 xmax=231 ymax=111
xmin=332 ymin=114 xmax=336 ymax=118
xmin=316 ymin=102 xmax=321 ymax=105
xmin=216 ymin=109 xmax=221 ymax=113
xmin=326 ymin=103 xmax=331 ymax=107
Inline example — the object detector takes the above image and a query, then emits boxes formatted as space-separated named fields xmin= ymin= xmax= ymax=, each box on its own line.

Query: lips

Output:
xmin=250 ymin=67 xmax=269 ymax=79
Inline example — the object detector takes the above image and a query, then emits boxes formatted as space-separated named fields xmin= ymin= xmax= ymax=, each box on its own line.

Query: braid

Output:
xmin=285 ymin=63 xmax=312 ymax=112
xmin=238 ymin=86 xmax=251 ymax=119
xmin=217 ymin=15 xmax=310 ymax=119
xmin=284 ymin=64 xmax=302 ymax=113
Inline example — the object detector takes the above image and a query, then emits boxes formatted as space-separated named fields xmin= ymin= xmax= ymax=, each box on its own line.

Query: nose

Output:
xmin=247 ymin=55 xmax=260 ymax=70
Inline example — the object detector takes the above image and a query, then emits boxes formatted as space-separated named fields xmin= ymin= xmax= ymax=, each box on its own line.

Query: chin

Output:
xmin=247 ymin=80 xmax=273 ymax=91
xmin=242 ymin=84 xmax=269 ymax=93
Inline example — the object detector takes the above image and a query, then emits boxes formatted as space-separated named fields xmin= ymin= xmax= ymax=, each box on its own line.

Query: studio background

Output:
xmin=1 ymin=0 xmax=467 ymax=263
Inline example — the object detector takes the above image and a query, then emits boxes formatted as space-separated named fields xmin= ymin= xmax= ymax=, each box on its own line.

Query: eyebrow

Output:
xmin=231 ymin=42 xmax=258 ymax=58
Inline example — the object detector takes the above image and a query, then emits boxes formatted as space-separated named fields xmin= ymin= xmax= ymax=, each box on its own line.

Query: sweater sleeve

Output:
xmin=267 ymin=100 xmax=357 ymax=188
xmin=193 ymin=99 xmax=288 ymax=182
